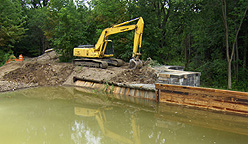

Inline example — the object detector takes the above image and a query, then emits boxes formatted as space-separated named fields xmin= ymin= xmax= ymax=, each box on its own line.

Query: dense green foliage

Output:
xmin=0 ymin=0 xmax=26 ymax=63
xmin=0 ymin=0 xmax=247 ymax=91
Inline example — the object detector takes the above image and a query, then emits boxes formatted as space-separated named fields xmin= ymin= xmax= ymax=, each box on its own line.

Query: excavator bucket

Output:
xmin=129 ymin=58 xmax=143 ymax=69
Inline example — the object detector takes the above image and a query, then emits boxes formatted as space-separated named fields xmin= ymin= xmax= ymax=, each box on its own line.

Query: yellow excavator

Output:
xmin=73 ymin=17 xmax=144 ymax=69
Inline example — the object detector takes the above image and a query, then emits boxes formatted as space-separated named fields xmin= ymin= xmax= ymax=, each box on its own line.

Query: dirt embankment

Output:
xmin=0 ymin=51 xmax=157 ymax=92
xmin=2 ymin=62 xmax=74 ymax=86
xmin=110 ymin=66 xmax=157 ymax=84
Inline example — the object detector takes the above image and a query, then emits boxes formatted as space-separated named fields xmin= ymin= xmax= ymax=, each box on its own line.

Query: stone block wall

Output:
xmin=154 ymin=66 xmax=201 ymax=87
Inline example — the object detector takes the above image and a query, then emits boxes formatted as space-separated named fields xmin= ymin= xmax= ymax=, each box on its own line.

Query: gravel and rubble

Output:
xmin=0 ymin=81 xmax=38 ymax=92
xmin=109 ymin=66 xmax=158 ymax=84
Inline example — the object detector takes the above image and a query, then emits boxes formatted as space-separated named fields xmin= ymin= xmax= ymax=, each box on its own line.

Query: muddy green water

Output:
xmin=0 ymin=86 xmax=247 ymax=144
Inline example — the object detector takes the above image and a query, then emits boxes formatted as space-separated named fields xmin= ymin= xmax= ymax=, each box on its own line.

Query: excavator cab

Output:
xmin=103 ymin=41 xmax=114 ymax=55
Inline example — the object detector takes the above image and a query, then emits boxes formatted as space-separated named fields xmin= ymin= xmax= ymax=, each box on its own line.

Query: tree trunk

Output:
xmin=184 ymin=34 xmax=191 ymax=69
xmin=221 ymin=0 xmax=247 ymax=89
xmin=235 ymin=41 xmax=239 ymax=80
xmin=228 ymin=60 xmax=232 ymax=89
xmin=221 ymin=0 xmax=232 ymax=89
xmin=233 ymin=46 xmax=236 ymax=77
xmin=243 ymin=34 xmax=247 ymax=68
xmin=244 ymin=46 xmax=247 ymax=69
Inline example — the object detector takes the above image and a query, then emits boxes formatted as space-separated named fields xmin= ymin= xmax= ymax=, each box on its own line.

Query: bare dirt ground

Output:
xmin=0 ymin=51 xmax=157 ymax=92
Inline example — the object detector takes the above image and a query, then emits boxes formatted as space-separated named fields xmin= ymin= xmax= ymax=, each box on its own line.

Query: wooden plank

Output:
xmin=156 ymin=84 xmax=248 ymax=104
xmin=160 ymin=92 xmax=248 ymax=113
xmin=126 ymin=88 xmax=130 ymax=96
xmin=156 ymin=83 xmax=248 ymax=114
xmin=160 ymin=90 xmax=248 ymax=106
xmin=155 ymin=84 xmax=248 ymax=99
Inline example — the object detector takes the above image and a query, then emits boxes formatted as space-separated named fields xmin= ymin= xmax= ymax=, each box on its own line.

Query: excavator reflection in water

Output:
xmin=74 ymin=107 xmax=141 ymax=144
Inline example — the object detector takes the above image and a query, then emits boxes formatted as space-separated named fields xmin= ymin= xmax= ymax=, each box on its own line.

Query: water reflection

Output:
xmin=74 ymin=106 xmax=140 ymax=144
xmin=71 ymin=119 xmax=102 ymax=144
xmin=0 ymin=86 xmax=247 ymax=144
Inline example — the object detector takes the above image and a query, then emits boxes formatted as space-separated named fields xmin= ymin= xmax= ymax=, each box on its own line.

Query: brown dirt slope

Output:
xmin=2 ymin=62 xmax=74 ymax=86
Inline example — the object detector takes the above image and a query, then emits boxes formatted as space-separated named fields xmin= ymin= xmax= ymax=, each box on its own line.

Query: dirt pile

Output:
xmin=110 ymin=66 xmax=158 ymax=84
xmin=2 ymin=62 xmax=74 ymax=86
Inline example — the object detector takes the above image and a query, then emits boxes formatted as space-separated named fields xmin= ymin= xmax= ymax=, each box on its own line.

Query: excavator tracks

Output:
xmin=102 ymin=58 xmax=124 ymax=67
xmin=73 ymin=58 xmax=108 ymax=69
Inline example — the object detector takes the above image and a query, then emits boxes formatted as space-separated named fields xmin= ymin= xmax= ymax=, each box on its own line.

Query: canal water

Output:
xmin=0 ymin=86 xmax=247 ymax=144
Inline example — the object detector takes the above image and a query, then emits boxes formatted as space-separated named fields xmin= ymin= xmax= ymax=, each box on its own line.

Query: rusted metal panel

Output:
xmin=155 ymin=83 xmax=248 ymax=115
xmin=74 ymin=79 xmax=156 ymax=101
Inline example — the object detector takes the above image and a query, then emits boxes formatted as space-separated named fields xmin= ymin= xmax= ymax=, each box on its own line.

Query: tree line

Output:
xmin=0 ymin=0 xmax=247 ymax=91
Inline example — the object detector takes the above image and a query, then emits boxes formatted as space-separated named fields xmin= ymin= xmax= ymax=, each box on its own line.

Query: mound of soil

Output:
xmin=2 ymin=62 xmax=74 ymax=86
xmin=110 ymin=66 xmax=157 ymax=84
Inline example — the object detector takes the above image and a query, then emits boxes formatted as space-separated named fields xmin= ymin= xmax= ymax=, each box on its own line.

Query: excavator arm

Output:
xmin=95 ymin=17 xmax=144 ymax=59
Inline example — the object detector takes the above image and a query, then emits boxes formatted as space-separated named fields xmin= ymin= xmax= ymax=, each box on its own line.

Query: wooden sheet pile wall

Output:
xmin=155 ymin=84 xmax=248 ymax=115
